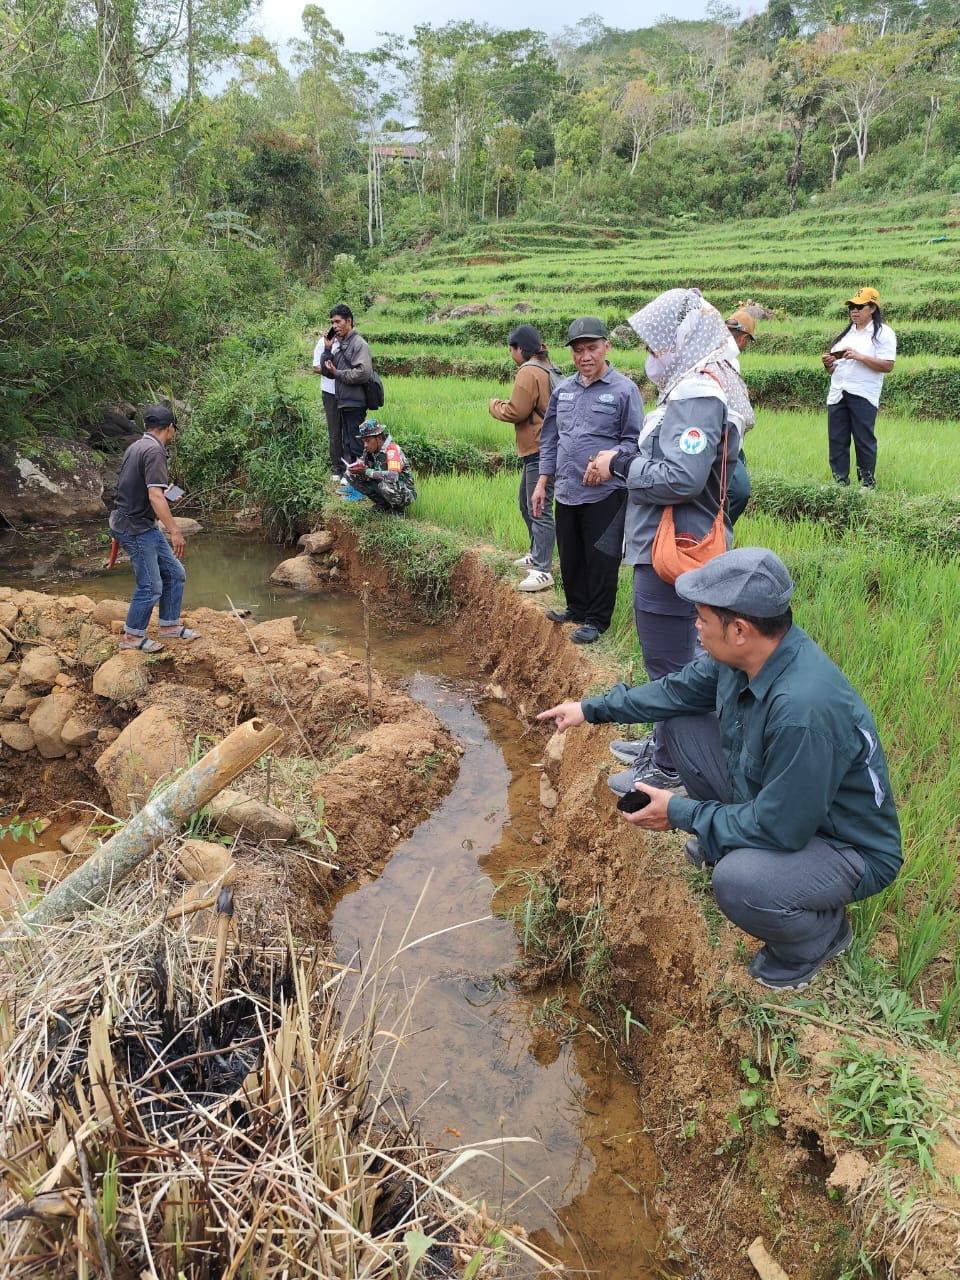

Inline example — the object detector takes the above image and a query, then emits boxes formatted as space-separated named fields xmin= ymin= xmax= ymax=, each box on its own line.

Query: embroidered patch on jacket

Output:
xmin=598 ymin=393 xmax=615 ymax=403
xmin=679 ymin=427 xmax=708 ymax=455
xmin=558 ymin=391 xmax=575 ymax=401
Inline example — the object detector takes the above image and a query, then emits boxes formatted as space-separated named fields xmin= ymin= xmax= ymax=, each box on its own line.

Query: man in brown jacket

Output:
xmin=488 ymin=324 xmax=558 ymax=591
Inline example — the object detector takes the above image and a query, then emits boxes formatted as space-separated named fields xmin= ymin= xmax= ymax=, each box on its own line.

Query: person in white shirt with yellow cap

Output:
xmin=822 ymin=287 xmax=896 ymax=489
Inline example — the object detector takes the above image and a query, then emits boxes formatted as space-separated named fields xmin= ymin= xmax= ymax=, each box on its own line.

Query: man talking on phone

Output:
xmin=109 ymin=404 xmax=201 ymax=652
xmin=538 ymin=547 xmax=901 ymax=990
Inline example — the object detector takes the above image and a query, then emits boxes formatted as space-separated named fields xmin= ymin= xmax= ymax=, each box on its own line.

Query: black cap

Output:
xmin=507 ymin=324 xmax=543 ymax=353
xmin=565 ymin=317 xmax=609 ymax=345
xmin=143 ymin=405 xmax=177 ymax=428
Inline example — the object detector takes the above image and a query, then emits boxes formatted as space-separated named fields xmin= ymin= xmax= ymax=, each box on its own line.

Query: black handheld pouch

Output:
xmin=616 ymin=788 xmax=651 ymax=814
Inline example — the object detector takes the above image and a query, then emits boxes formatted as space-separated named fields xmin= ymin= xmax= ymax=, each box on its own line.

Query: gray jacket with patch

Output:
xmin=614 ymin=372 xmax=738 ymax=566
xmin=538 ymin=365 xmax=642 ymax=505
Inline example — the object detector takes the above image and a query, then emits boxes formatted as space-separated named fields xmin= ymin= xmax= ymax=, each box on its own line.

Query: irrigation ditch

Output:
xmin=1 ymin=518 xmax=958 ymax=1278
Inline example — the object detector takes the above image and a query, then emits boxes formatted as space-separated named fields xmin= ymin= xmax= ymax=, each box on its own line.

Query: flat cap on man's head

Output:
xmin=675 ymin=548 xmax=794 ymax=617
xmin=143 ymin=405 xmax=177 ymax=428
xmin=565 ymin=316 xmax=609 ymax=345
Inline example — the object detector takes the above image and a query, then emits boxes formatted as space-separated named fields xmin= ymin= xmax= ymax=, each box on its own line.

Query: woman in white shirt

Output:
xmin=821 ymin=287 xmax=896 ymax=488
xmin=312 ymin=327 xmax=343 ymax=481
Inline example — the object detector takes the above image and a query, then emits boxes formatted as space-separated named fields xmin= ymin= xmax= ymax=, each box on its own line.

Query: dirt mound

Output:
xmin=0 ymin=587 xmax=459 ymax=909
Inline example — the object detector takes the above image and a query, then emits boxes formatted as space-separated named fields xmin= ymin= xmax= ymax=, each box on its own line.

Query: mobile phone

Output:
xmin=164 ymin=484 xmax=184 ymax=502
xmin=616 ymin=788 xmax=651 ymax=814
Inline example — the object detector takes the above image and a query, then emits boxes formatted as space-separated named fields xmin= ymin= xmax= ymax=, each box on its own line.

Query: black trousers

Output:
xmin=555 ymin=491 xmax=625 ymax=631
xmin=828 ymin=392 xmax=878 ymax=486
xmin=339 ymin=405 xmax=366 ymax=464
xmin=323 ymin=391 xmax=344 ymax=474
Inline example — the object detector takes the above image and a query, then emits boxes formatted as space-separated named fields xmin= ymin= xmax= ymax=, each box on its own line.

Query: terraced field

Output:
xmin=299 ymin=191 xmax=960 ymax=1014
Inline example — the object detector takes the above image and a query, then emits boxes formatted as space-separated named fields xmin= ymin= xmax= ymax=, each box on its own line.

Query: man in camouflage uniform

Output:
xmin=345 ymin=420 xmax=417 ymax=512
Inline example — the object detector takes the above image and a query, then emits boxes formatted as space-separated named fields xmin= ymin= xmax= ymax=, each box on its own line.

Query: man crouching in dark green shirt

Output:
xmin=538 ymin=546 xmax=901 ymax=990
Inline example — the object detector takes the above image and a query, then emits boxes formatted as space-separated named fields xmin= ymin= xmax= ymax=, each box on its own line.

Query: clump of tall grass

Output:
xmin=0 ymin=863 xmax=554 ymax=1278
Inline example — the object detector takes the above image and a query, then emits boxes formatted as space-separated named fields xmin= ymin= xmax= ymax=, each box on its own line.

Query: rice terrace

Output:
xmin=4 ymin=2 xmax=960 ymax=1278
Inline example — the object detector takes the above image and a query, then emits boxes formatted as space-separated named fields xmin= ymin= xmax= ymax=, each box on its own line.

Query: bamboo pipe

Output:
xmin=22 ymin=718 xmax=283 ymax=928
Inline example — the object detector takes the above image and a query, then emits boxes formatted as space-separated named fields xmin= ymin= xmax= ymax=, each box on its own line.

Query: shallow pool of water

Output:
xmin=9 ymin=530 xmax=674 ymax=1276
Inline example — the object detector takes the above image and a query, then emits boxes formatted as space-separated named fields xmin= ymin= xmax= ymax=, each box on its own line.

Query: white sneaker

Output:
xmin=517 ymin=570 xmax=554 ymax=592
xmin=337 ymin=475 xmax=350 ymax=490
xmin=513 ymin=553 xmax=535 ymax=568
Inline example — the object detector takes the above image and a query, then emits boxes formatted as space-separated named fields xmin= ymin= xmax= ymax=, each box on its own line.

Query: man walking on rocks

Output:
xmin=109 ymin=405 xmax=200 ymax=652
xmin=538 ymin=547 xmax=902 ymax=990
xmin=531 ymin=317 xmax=642 ymax=644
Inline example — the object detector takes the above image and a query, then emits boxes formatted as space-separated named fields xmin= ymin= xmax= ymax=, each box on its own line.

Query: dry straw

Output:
xmin=0 ymin=862 xmax=557 ymax=1278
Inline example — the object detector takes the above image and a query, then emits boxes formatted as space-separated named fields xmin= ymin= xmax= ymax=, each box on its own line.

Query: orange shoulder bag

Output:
xmin=651 ymin=398 xmax=731 ymax=586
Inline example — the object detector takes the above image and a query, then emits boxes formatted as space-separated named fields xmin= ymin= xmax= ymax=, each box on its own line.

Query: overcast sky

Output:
xmin=254 ymin=0 xmax=730 ymax=54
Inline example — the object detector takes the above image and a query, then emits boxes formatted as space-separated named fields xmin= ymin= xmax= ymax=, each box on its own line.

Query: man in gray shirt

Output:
xmin=109 ymin=406 xmax=199 ymax=651
xmin=531 ymin=318 xmax=642 ymax=644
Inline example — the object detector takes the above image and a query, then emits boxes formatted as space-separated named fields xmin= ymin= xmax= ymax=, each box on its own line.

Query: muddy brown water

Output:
xmin=7 ymin=531 xmax=675 ymax=1278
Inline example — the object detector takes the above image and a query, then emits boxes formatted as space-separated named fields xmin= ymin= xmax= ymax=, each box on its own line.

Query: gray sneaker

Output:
xmin=609 ymin=735 xmax=654 ymax=765
xmin=748 ymin=920 xmax=854 ymax=990
xmin=607 ymin=755 xmax=683 ymax=796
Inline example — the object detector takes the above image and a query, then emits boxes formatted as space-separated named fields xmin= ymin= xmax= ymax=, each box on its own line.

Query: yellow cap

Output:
xmin=846 ymin=287 xmax=880 ymax=307
xmin=726 ymin=307 xmax=756 ymax=339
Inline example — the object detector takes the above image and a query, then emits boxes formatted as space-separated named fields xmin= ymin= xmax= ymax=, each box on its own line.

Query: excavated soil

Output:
xmin=0 ymin=585 xmax=458 ymax=935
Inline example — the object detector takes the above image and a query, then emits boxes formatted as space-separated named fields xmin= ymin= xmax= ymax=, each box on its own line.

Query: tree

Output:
xmin=825 ymin=30 xmax=949 ymax=170
xmin=771 ymin=35 xmax=832 ymax=209
xmin=618 ymin=79 xmax=667 ymax=174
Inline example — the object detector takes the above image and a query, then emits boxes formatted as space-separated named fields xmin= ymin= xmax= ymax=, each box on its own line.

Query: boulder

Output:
xmin=0 ymin=664 xmax=17 ymax=689
xmin=0 ymin=440 xmax=106 ymax=528
xmin=175 ymin=839 xmax=236 ymax=885
xmin=0 ymin=868 xmax=27 ymax=914
xmin=0 ymin=602 xmax=19 ymax=629
xmin=37 ymin=613 xmax=73 ymax=642
xmin=95 ymin=705 xmax=190 ymax=814
xmin=539 ymin=774 xmax=559 ymax=810
xmin=269 ymin=555 xmax=325 ymax=592
xmin=91 ymin=599 xmax=129 ymax=627
xmin=76 ymin=623 xmax=113 ymax=669
xmin=169 ymin=517 xmax=203 ymax=537
xmin=11 ymin=850 xmax=73 ymax=888
xmin=60 ymin=818 xmax=101 ymax=856
xmin=28 ymin=692 xmax=77 ymax=758
xmin=61 ymin=595 xmax=97 ymax=615
xmin=18 ymin=646 xmax=61 ymax=691
xmin=0 ymin=721 xmax=35 ymax=752
xmin=248 ymin=616 xmax=298 ymax=650
xmin=234 ymin=507 xmax=262 ymax=530
xmin=207 ymin=789 xmax=297 ymax=843
xmin=298 ymin=530 xmax=335 ymax=556
xmin=92 ymin=651 xmax=152 ymax=701
xmin=97 ymin=725 xmax=120 ymax=744
xmin=0 ymin=684 xmax=30 ymax=720
xmin=0 ymin=635 xmax=11 ymax=664
xmin=61 ymin=716 xmax=99 ymax=747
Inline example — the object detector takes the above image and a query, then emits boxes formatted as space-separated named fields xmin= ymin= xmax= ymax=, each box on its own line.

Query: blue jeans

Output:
xmin=518 ymin=453 xmax=555 ymax=571
xmin=116 ymin=527 xmax=186 ymax=635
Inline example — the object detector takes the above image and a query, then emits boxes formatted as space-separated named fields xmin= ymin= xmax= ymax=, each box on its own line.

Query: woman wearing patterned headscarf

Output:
xmin=587 ymin=288 xmax=749 ymax=797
